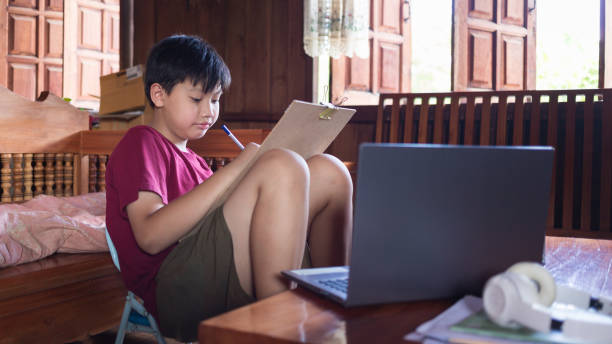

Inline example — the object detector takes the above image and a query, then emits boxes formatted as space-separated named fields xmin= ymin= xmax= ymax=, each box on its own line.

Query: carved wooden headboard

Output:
xmin=0 ymin=87 xmax=89 ymax=202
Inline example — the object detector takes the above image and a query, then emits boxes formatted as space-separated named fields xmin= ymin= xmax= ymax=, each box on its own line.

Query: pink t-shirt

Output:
xmin=105 ymin=125 xmax=213 ymax=317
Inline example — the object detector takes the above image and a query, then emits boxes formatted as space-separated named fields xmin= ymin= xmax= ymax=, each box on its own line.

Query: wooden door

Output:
xmin=64 ymin=0 xmax=120 ymax=109
xmin=331 ymin=0 xmax=411 ymax=105
xmin=0 ymin=0 xmax=64 ymax=99
xmin=452 ymin=0 xmax=536 ymax=91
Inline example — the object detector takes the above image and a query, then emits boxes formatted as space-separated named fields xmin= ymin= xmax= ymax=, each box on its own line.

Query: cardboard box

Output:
xmin=95 ymin=101 xmax=154 ymax=130
xmin=99 ymin=65 xmax=146 ymax=115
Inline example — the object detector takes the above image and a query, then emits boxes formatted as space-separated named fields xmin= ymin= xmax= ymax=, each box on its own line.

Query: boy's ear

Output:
xmin=149 ymin=83 xmax=166 ymax=107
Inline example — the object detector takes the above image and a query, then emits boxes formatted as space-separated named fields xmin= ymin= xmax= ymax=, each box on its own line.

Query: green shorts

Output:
xmin=155 ymin=206 xmax=312 ymax=342
xmin=155 ymin=206 xmax=254 ymax=342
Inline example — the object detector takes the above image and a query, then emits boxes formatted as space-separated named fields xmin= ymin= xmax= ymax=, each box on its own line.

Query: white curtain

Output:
xmin=303 ymin=0 xmax=370 ymax=59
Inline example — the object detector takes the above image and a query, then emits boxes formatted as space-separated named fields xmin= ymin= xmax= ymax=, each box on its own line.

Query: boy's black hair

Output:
xmin=144 ymin=35 xmax=231 ymax=107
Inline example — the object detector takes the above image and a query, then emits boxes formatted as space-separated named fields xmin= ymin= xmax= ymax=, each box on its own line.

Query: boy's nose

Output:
xmin=200 ymin=106 xmax=213 ymax=117
xmin=200 ymin=109 xmax=217 ymax=122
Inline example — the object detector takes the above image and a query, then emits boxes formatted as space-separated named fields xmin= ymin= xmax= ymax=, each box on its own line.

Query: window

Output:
xmin=537 ymin=0 xmax=599 ymax=89
xmin=411 ymin=0 xmax=452 ymax=92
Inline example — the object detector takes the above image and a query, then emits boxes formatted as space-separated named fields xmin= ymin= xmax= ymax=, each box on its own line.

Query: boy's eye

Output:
xmin=212 ymin=98 xmax=220 ymax=103
xmin=191 ymin=97 xmax=202 ymax=103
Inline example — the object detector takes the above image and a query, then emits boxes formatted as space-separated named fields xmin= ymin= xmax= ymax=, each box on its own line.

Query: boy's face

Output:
xmin=153 ymin=79 xmax=222 ymax=144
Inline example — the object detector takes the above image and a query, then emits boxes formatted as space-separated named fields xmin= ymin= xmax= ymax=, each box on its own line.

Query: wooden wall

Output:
xmin=131 ymin=0 xmax=312 ymax=117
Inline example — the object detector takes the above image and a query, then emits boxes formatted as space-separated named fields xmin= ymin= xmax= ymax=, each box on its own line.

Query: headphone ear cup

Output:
xmin=482 ymin=273 xmax=522 ymax=327
xmin=508 ymin=262 xmax=556 ymax=306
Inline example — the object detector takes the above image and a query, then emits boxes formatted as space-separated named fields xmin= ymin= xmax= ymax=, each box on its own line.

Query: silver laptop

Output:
xmin=282 ymin=143 xmax=554 ymax=307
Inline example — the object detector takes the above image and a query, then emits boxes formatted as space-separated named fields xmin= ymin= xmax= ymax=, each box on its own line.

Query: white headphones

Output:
xmin=483 ymin=262 xmax=612 ymax=343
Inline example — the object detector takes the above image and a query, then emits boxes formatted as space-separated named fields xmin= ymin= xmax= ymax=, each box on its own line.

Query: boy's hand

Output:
xmin=226 ymin=142 xmax=259 ymax=170
xmin=240 ymin=142 xmax=260 ymax=158
xmin=229 ymin=142 xmax=259 ymax=167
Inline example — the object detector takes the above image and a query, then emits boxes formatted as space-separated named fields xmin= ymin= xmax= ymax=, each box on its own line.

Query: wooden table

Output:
xmin=199 ymin=237 xmax=612 ymax=343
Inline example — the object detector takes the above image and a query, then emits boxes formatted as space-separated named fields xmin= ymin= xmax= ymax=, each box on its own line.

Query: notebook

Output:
xmin=282 ymin=143 xmax=554 ymax=307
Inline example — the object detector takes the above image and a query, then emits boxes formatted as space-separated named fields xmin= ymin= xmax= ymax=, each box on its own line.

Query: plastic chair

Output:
xmin=105 ymin=229 xmax=167 ymax=344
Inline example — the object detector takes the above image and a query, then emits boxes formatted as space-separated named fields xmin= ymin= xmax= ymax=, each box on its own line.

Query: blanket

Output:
xmin=0 ymin=192 xmax=107 ymax=267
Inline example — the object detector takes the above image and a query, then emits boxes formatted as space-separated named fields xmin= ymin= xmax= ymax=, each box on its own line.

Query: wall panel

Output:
xmin=379 ymin=43 xmax=400 ymax=92
xmin=470 ymin=0 xmax=495 ymax=20
xmin=78 ymin=56 xmax=101 ymax=99
xmin=10 ymin=0 xmax=36 ymax=8
xmin=9 ymin=62 xmax=36 ymax=98
xmin=46 ymin=0 xmax=62 ymax=11
xmin=468 ymin=29 xmax=494 ymax=89
xmin=45 ymin=18 xmax=62 ymax=58
xmin=9 ymin=14 xmax=37 ymax=56
xmin=79 ymin=7 xmax=103 ymax=50
xmin=501 ymin=34 xmax=524 ymax=89
xmin=503 ymin=0 xmax=524 ymax=25
xmin=44 ymin=64 xmax=62 ymax=96
xmin=348 ymin=57 xmax=370 ymax=91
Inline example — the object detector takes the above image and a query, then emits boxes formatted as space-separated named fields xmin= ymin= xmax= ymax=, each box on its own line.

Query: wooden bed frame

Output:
xmin=0 ymin=87 xmax=268 ymax=343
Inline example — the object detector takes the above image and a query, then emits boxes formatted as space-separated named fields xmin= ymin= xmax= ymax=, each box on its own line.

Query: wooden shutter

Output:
xmin=452 ymin=0 xmax=536 ymax=91
xmin=331 ymin=0 xmax=411 ymax=105
xmin=64 ymin=0 xmax=120 ymax=109
xmin=0 ymin=0 xmax=64 ymax=99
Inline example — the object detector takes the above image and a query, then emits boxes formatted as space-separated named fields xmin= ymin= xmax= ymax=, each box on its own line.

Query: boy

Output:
xmin=105 ymin=35 xmax=353 ymax=341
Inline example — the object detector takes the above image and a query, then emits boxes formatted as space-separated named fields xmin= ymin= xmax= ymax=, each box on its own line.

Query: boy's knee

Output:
xmin=256 ymin=148 xmax=309 ymax=184
xmin=308 ymin=154 xmax=353 ymax=190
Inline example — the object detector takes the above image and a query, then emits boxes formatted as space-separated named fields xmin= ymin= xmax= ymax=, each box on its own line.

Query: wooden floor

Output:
xmin=70 ymin=326 xmax=183 ymax=344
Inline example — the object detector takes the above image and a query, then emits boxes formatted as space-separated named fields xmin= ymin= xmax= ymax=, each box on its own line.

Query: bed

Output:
xmin=0 ymin=87 xmax=268 ymax=343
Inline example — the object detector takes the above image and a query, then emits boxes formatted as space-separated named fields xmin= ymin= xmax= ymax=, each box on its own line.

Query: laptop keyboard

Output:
xmin=319 ymin=278 xmax=348 ymax=293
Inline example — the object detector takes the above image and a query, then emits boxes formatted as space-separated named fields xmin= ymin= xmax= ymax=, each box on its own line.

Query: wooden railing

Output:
xmin=0 ymin=153 xmax=76 ymax=201
xmin=84 ymin=153 xmax=238 ymax=193
xmin=0 ymin=128 xmax=269 ymax=202
xmin=376 ymin=89 xmax=612 ymax=240
xmin=0 ymin=152 xmax=236 ymax=199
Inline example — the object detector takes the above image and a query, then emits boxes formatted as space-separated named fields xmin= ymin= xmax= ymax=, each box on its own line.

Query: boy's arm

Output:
xmin=126 ymin=142 xmax=259 ymax=255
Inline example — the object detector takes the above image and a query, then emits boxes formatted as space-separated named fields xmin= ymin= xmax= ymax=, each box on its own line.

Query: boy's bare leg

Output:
xmin=223 ymin=149 xmax=309 ymax=299
xmin=306 ymin=154 xmax=354 ymax=266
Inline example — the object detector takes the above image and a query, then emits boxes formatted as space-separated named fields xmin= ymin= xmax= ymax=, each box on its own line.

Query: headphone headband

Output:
xmin=483 ymin=262 xmax=612 ymax=343
xmin=561 ymin=311 xmax=612 ymax=343
xmin=556 ymin=285 xmax=612 ymax=316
